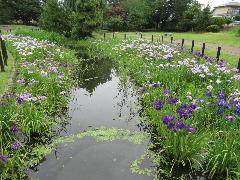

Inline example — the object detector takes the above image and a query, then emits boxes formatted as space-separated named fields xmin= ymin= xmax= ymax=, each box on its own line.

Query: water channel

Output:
xmin=28 ymin=54 xmax=153 ymax=180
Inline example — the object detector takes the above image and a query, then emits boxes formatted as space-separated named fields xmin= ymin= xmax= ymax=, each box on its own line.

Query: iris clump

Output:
xmin=176 ymin=104 xmax=196 ymax=119
xmin=0 ymin=32 xmax=75 ymax=178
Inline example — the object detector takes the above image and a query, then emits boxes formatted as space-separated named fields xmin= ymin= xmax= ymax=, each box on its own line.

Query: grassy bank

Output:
xmin=0 ymin=51 xmax=14 ymax=93
xmin=79 ymin=38 xmax=240 ymax=179
xmin=0 ymin=30 xmax=77 ymax=179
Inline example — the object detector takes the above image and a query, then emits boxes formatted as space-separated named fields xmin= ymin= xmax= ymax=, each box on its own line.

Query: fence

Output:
xmin=0 ymin=32 xmax=8 ymax=72
xmin=103 ymin=33 xmax=240 ymax=70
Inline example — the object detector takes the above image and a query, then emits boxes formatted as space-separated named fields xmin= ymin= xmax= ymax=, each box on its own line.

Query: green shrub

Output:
xmin=105 ymin=16 xmax=125 ymax=32
xmin=211 ymin=17 xmax=232 ymax=27
xmin=14 ymin=29 xmax=66 ymax=45
xmin=206 ymin=25 xmax=220 ymax=32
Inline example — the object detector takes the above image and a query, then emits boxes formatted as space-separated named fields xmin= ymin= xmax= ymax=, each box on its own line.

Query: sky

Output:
xmin=197 ymin=0 xmax=240 ymax=8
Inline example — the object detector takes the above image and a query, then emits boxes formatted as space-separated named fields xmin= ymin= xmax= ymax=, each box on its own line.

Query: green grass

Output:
xmin=0 ymin=24 xmax=38 ymax=32
xmin=0 ymin=52 xmax=14 ymax=93
xmin=99 ymin=27 xmax=240 ymax=48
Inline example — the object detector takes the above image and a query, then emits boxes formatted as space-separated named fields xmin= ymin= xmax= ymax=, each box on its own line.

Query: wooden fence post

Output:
xmin=216 ymin=47 xmax=221 ymax=63
xmin=0 ymin=37 xmax=8 ymax=66
xmin=113 ymin=32 xmax=115 ymax=38
xmin=202 ymin=43 xmax=206 ymax=57
xmin=152 ymin=35 xmax=154 ymax=42
xmin=104 ymin=33 xmax=106 ymax=40
xmin=140 ymin=33 xmax=142 ymax=38
xmin=191 ymin=40 xmax=195 ymax=53
xmin=171 ymin=37 xmax=173 ymax=43
xmin=181 ymin=39 xmax=185 ymax=49
xmin=0 ymin=50 xmax=5 ymax=72
xmin=162 ymin=36 xmax=164 ymax=43
xmin=237 ymin=58 xmax=240 ymax=72
xmin=124 ymin=34 xmax=126 ymax=40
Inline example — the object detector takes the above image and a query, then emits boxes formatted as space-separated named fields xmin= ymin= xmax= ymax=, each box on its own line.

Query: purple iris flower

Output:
xmin=172 ymin=128 xmax=178 ymax=133
xmin=190 ymin=104 xmax=197 ymax=110
xmin=225 ymin=116 xmax=236 ymax=122
xmin=229 ymin=99 xmax=238 ymax=104
xmin=151 ymin=100 xmax=164 ymax=110
xmin=234 ymin=103 xmax=240 ymax=114
xmin=162 ymin=115 xmax=175 ymax=124
xmin=0 ymin=155 xmax=8 ymax=162
xmin=17 ymin=93 xmax=31 ymax=104
xmin=153 ymin=82 xmax=161 ymax=88
xmin=217 ymin=92 xmax=225 ymax=100
xmin=217 ymin=100 xmax=229 ymax=109
xmin=168 ymin=97 xmax=178 ymax=105
xmin=58 ymin=73 xmax=65 ymax=79
xmin=38 ymin=96 xmax=47 ymax=101
xmin=167 ymin=123 xmax=175 ymax=129
xmin=177 ymin=104 xmax=193 ymax=119
xmin=176 ymin=121 xmax=185 ymax=129
xmin=216 ymin=109 xmax=224 ymax=115
xmin=205 ymin=90 xmax=212 ymax=97
xmin=186 ymin=125 xmax=196 ymax=134
xmin=163 ymin=89 xmax=170 ymax=95
xmin=11 ymin=141 xmax=21 ymax=150
xmin=10 ymin=125 xmax=19 ymax=134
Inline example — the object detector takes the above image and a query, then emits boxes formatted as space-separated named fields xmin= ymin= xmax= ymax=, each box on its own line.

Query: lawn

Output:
xmin=102 ymin=26 xmax=240 ymax=48
xmin=0 ymin=24 xmax=38 ymax=32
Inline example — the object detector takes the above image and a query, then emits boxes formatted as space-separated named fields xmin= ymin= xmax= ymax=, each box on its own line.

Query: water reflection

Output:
xmin=28 ymin=50 xmax=152 ymax=180
xmin=77 ymin=57 xmax=114 ymax=94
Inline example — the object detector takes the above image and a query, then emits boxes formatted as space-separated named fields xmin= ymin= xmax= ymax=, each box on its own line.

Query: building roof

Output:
xmin=214 ymin=1 xmax=240 ymax=8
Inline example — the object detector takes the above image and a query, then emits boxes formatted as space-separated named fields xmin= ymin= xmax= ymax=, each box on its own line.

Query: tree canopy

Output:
xmin=1 ymin=0 xmax=232 ymax=37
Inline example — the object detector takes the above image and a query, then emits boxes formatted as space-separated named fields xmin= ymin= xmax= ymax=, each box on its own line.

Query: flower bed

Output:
xmin=0 ymin=33 xmax=76 ymax=178
xmin=83 ymin=38 xmax=240 ymax=179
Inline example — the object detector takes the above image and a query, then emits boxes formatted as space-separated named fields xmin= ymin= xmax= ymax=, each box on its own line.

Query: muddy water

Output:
xmin=28 ymin=57 xmax=152 ymax=180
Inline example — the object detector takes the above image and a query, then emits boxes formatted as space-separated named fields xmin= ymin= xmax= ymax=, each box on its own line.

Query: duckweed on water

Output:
xmin=27 ymin=128 xmax=149 ymax=168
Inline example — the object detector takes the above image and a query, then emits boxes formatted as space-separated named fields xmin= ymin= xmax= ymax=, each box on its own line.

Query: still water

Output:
xmin=28 ymin=57 xmax=152 ymax=180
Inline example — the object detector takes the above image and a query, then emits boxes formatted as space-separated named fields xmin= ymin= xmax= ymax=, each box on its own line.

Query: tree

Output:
xmin=39 ymin=0 xmax=71 ymax=36
xmin=69 ymin=0 xmax=105 ymax=39
xmin=0 ymin=0 xmax=16 ymax=24
xmin=0 ymin=0 xmax=41 ymax=24
xmin=195 ymin=5 xmax=212 ymax=31
xmin=121 ymin=0 xmax=151 ymax=30
xmin=15 ymin=0 xmax=42 ymax=24
xmin=176 ymin=1 xmax=201 ymax=31
xmin=149 ymin=0 xmax=193 ymax=31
